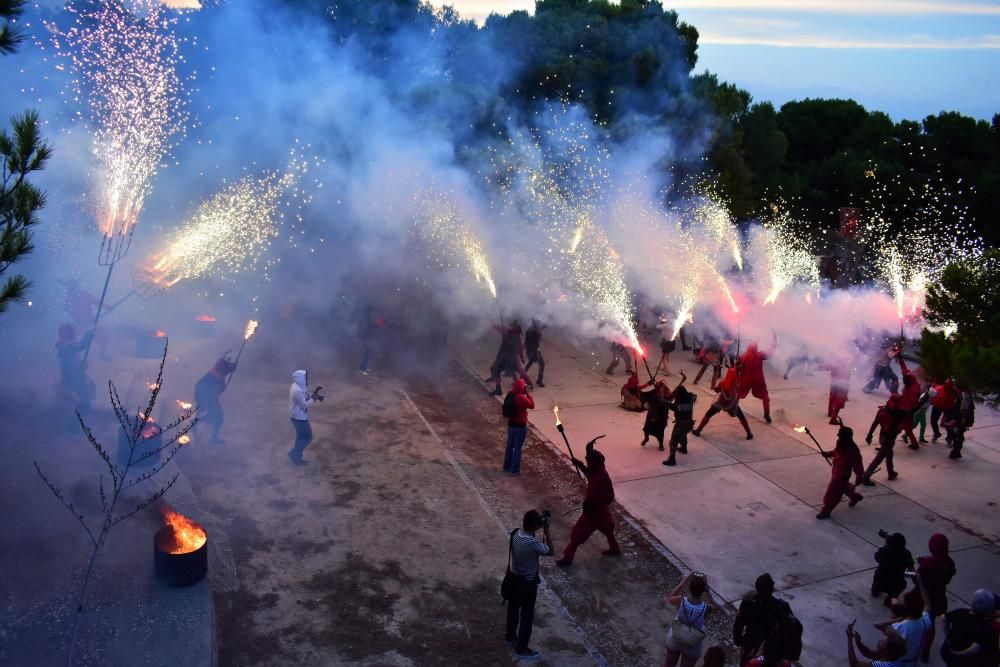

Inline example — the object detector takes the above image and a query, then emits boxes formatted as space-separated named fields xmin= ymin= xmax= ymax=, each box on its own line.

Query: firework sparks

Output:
xmin=144 ymin=152 xmax=316 ymax=290
xmin=416 ymin=192 xmax=498 ymax=299
xmin=861 ymin=158 xmax=982 ymax=315
xmin=48 ymin=0 xmax=191 ymax=261
xmin=760 ymin=206 xmax=820 ymax=305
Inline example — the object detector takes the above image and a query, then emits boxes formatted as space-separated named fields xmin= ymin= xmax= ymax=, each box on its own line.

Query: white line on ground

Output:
xmin=400 ymin=390 xmax=610 ymax=667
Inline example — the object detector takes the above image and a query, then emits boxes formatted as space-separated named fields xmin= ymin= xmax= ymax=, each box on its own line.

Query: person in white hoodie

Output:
xmin=289 ymin=370 xmax=323 ymax=464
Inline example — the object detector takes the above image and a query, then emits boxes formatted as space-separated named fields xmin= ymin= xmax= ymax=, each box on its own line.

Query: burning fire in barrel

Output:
xmin=154 ymin=505 xmax=208 ymax=587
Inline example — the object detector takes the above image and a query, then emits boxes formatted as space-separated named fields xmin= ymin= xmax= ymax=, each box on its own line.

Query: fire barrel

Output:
xmin=154 ymin=523 xmax=208 ymax=587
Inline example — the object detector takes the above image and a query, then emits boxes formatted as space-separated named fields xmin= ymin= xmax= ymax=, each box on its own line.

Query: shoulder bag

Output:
xmin=670 ymin=597 xmax=707 ymax=646
xmin=500 ymin=529 xmax=518 ymax=604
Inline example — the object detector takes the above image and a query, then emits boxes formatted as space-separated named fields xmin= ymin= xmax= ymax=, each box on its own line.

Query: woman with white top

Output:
xmin=664 ymin=572 xmax=717 ymax=667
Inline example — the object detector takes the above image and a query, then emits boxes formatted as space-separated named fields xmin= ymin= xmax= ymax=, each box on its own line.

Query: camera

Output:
xmin=540 ymin=510 xmax=551 ymax=527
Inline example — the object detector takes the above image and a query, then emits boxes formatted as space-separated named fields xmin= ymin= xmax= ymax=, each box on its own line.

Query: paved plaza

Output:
xmin=462 ymin=332 xmax=1000 ymax=665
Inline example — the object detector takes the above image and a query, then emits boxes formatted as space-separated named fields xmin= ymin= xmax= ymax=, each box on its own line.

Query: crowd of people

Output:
xmin=483 ymin=311 xmax=995 ymax=665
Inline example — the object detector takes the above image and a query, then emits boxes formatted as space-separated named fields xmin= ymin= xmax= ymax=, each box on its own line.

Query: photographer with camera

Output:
xmin=288 ymin=369 xmax=324 ymax=465
xmin=503 ymin=509 xmax=554 ymax=661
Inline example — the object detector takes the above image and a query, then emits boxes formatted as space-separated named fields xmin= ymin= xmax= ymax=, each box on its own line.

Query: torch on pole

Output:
xmin=794 ymin=425 xmax=832 ymax=467
xmin=553 ymin=406 xmax=585 ymax=480
xmin=225 ymin=320 xmax=259 ymax=390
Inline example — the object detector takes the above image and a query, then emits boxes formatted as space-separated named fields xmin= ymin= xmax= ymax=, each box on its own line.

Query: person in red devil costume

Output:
xmin=894 ymin=353 xmax=922 ymax=450
xmin=738 ymin=334 xmax=777 ymax=423
xmin=692 ymin=362 xmax=754 ymax=440
xmin=820 ymin=359 xmax=851 ymax=425
xmin=555 ymin=439 xmax=620 ymax=566
xmin=816 ymin=425 xmax=865 ymax=519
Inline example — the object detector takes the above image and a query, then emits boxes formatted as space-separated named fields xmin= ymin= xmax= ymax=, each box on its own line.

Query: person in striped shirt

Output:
xmin=505 ymin=510 xmax=555 ymax=661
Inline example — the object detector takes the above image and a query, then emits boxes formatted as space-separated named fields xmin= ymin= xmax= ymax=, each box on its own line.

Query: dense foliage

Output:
xmin=1 ymin=0 xmax=50 ymax=315
xmin=300 ymin=0 xmax=997 ymax=246
xmin=921 ymin=250 xmax=1000 ymax=404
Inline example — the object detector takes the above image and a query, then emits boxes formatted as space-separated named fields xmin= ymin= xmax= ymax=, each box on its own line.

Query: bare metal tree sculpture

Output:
xmin=34 ymin=340 xmax=196 ymax=666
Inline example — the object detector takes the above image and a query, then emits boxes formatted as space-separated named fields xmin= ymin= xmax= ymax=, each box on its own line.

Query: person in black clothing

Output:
xmin=523 ymin=319 xmax=546 ymax=388
xmin=870 ymin=530 xmax=914 ymax=607
xmin=194 ymin=355 xmax=238 ymax=443
xmin=733 ymin=573 xmax=793 ymax=665
xmin=941 ymin=388 xmax=975 ymax=461
xmin=663 ymin=375 xmax=694 ymax=466
xmin=56 ymin=323 xmax=96 ymax=410
xmin=504 ymin=509 xmax=554 ymax=662
xmin=639 ymin=380 xmax=671 ymax=451
xmin=941 ymin=589 xmax=1000 ymax=666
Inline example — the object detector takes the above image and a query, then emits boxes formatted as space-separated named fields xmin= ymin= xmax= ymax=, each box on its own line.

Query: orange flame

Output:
xmin=176 ymin=400 xmax=192 ymax=410
xmin=160 ymin=506 xmax=207 ymax=554
xmin=553 ymin=405 xmax=562 ymax=427
xmin=178 ymin=434 xmax=191 ymax=445
xmin=154 ymin=330 xmax=167 ymax=338
xmin=793 ymin=425 xmax=807 ymax=433
xmin=243 ymin=319 xmax=258 ymax=341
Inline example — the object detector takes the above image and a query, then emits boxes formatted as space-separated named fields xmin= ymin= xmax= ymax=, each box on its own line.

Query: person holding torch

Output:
xmin=816 ymin=425 xmax=865 ymax=520
xmin=555 ymin=438 xmax=620 ymax=566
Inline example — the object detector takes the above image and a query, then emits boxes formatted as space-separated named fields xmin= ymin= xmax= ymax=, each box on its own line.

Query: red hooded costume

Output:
xmin=557 ymin=445 xmax=619 ymax=564
xmin=738 ymin=342 xmax=772 ymax=418
xmin=918 ymin=533 xmax=956 ymax=617
xmin=818 ymin=427 xmax=864 ymax=517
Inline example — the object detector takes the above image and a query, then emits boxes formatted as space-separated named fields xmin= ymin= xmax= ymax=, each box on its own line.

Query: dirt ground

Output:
xmin=184 ymin=336 xmax=738 ymax=666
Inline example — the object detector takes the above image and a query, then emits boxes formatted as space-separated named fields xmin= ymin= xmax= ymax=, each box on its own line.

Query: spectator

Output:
xmin=501 ymin=379 xmax=534 ymax=477
xmin=734 ymin=574 xmax=792 ymax=665
xmin=874 ymin=574 xmax=932 ymax=667
xmin=288 ymin=370 xmax=323 ymax=465
xmin=918 ymin=533 xmax=958 ymax=663
xmin=871 ymin=531 xmax=914 ymax=607
xmin=663 ymin=572 xmax=717 ymax=667
xmin=504 ymin=509 xmax=554 ymax=662
xmin=846 ymin=621 xmax=908 ymax=667
xmin=941 ymin=588 xmax=1000 ymax=666
xmin=702 ymin=645 xmax=727 ymax=667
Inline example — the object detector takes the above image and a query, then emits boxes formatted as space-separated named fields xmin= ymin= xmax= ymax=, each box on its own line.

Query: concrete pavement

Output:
xmin=461 ymin=331 xmax=1000 ymax=666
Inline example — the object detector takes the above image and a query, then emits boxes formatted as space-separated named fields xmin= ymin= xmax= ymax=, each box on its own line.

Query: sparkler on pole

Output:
xmin=225 ymin=320 xmax=259 ymax=389
xmin=553 ymin=406 xmax=585 ymax=480
xmin=794 ymin=425 xmax=832 ymax=467
xmin=50 ymin=1 xmax=191 ymax=362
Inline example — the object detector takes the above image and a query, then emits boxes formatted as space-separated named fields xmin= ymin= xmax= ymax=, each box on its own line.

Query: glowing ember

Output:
xmin=195 ymin=315 xmax=216 ymax=323
xmin=176 ymin=400 xmax=192 ymax=410
xmin=177 ymin=434 xmax=191 ymax=445
xmin=243 ymin=319 xmax=259 ymax=341
xmin=160 ymin=506 xmax=207 ymax=554
xmin=154 ymin=330 xmax=166 ymax=338
xmin=793 ymin=425 xmax=808 ymax=433
xmin=147 ymin=382 xmax=159 ymax=391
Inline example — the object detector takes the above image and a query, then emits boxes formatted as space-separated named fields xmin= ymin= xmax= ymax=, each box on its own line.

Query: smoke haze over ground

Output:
xmin=0 ymin=0 xmax=972 ymax=385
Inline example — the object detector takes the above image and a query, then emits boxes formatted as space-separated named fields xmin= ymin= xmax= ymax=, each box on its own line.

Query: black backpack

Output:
xmin=502 ymin=392 xmax=516 ymax=419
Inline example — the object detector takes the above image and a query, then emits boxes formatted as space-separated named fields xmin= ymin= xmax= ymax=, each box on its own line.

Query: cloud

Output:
xmin=669 ymin=0 xmax=1000 ymax=15
xmin=699 ymin=31 xmax=1000 ymax=49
